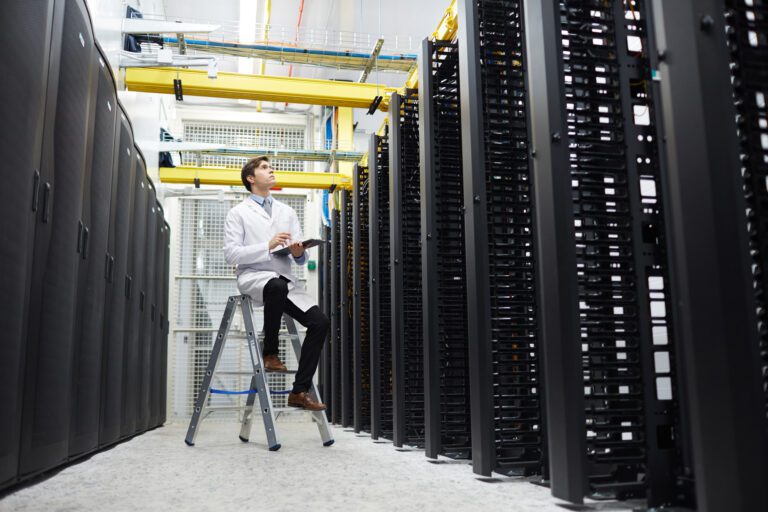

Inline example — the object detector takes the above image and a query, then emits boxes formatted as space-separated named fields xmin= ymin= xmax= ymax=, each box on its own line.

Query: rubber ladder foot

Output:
xmin=323 ymin=439 xmax=335 ymax=447
xmin=184 ymin=440 xmax=194 ymax=446
xmin=239 ymin=435 xmax=249 ymax=443
xmin=269 ymin=443 xmax=282 ymax=451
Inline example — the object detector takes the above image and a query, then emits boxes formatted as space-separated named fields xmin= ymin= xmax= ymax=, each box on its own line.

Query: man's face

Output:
xmin=249 ymin=159 xmax=276 ymax=190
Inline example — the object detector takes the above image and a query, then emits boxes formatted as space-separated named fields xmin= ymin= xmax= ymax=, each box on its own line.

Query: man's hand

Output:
xmin=288 ymin=240 xmax=305 ymax=258
xmin=268 ymin=232 xmax=292 ymax=250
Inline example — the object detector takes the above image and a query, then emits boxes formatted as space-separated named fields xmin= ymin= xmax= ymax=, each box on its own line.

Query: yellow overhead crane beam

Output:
xmin=125 ymin=67 xmax=398 ymax=111
xmin=160 ymin=166 xmax=352 ymax=190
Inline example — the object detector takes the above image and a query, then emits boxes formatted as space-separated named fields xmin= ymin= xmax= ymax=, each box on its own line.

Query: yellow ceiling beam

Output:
xmin=160 ymin=166 xmax=352 ymax=190
xmin=125 ymin=67 xmax=397 ymax=111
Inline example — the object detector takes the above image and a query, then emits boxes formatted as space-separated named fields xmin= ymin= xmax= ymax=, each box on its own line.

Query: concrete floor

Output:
xmin=2 ymin=419 xmax=646 ymax=511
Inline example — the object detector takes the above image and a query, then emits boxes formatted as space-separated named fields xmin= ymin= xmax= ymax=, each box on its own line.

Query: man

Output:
xmin=223 ymin=156 xmax=329 ymax=411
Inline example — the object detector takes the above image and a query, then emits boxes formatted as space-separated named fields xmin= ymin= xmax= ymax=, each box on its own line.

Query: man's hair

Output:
xmin=241 ymin=155 xmax=270 ymax=191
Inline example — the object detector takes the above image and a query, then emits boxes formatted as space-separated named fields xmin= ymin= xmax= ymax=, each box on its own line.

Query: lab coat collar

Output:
xmin=244 ymin=196 xmax=273 ymax=221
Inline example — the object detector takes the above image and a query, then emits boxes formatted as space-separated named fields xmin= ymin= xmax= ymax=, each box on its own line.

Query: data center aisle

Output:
xmin=1 ymin=420 xmax=647 ymax=512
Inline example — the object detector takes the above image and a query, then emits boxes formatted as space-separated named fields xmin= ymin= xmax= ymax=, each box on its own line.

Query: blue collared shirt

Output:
xmin=250 ymin=193 xmax=307 ymax=265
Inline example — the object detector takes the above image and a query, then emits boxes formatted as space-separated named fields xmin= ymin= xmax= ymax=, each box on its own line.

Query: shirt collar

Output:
xmin=250 ymin=193 xmax=272 ymax=206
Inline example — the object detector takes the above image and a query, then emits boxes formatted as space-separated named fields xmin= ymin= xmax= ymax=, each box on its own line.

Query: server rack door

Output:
xmin=99 ymin=110 xmax=136 ymax=447
xmin=330 ymin=208 xmax=341 ymax=423
xmin=0 ymin=0 xmax=57 ymax=489
xmin=159 ymin=221 xmax=171 ymax=424
xmin=121 ymin=154 xmax=148 ymax=438
xmin=19 ymin=0 xmax=97 ymax=477
xmin=340 ymin=191 xmax=353 ymax=428
xmin=352 ymin=165 xmax=372 ymax=434
xmin=70 ymin=45 xmax=115 ymax=458
xmin=149 ymin=204 xmax=165 ymax=428
xmin=136 ymin=184 xmax=158 ymax=432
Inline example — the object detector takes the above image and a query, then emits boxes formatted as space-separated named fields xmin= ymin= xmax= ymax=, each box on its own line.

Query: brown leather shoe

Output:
xmin=263 ymin=354 xmax=288 ymax=372
xmin=287 ymin=391 xmax=326 ymax=411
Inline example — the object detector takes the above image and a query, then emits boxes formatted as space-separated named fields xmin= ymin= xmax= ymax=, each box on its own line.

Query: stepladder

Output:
xmin=184 ymin=295 xmax=334 ymax=450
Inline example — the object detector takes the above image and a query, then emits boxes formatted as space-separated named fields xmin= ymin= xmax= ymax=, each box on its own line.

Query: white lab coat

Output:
xmin=223 ymin=197 xmax=315 ymax=312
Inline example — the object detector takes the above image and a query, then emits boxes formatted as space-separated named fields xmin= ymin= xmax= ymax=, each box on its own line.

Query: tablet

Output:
xmin=271 ymin=238 xmax=326 ymax=256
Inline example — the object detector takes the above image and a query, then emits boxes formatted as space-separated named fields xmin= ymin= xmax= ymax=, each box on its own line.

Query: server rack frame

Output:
xmin=649 ymin=0 xmax=768 ymax=509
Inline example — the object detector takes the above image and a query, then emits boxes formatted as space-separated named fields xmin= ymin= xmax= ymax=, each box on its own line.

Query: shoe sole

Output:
xmin=287 ymin=402 xmax=326 ymax=412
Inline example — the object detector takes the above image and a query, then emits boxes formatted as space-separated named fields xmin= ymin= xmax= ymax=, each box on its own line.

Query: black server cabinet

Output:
xmin=369 ymin=133 xmax=394 ymax=440
xmin=523 ymin=0 xmax=695 ymax=506
xmin=726 ymin=0 xmax=768 ymax=428
xmin=159 ymin=221 xmax=171 ymax=425
xmin=650 ymin=0 xmax=768 ymax=509
xmin=457 ymin=0 xmax=546 ymax=478
xmin=0 ymin=0 xmax=58 ymax=488
xmin=388 ymin=91 xmax=424 ymax=448
xmin=330 ymin=208 xmax=341 ymax=423
xmin=100 ymin=109 xmax=137 ymax=447
xmin=150 ymin=203 xmax=166 ymax=429
xmin=419 ymin=39 xmax=472 ymax=461
xmin=137 ymin=183 xmax=158 ymax=432
xmin=19 ymin=0 xmax=97 ymax=478
xmin=352 ymin=165 xmax=372 ymax=433
xmin=121 ymin=153 xmax=149 ymax=438
xmin=319 ymin=224 xmax=331 ymax=408
xmin=340 ymin=191 xmax=354 ymax=427
xmin=70 ymin=45 xmax=118 ymax=458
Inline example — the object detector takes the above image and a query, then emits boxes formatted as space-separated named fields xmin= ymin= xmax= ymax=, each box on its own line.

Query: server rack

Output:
xmin=341 ymin=190 xmax=355 ymax=427
xmin=457 ymin=0 xmax=547 ymax=477
xmin=70 ymin=44 xmax=118 ymax=458
xmin=524 ymin=0 xmax=694 ymax=506
xmin=159 ymin=220 xmax=171 ymax=425
xmin=121 ymin=151 xmax=149 ymax=438
xmin=1 ymin=1 xmax=170 ymax=491
xmin=727 ymin=0 xmax=768 ymax=424
xmin=0 ymin=0 xmax=58 ymax=488
xmin=150 ymin=203 xmax=166 ymax=428
xmin=19 ymin=0 xmax=97 ymax=477
xmin=369 ymin=132 xmax=394 ymax=440
xmin=389 ymin=91 xmax=425 ymax=448
xmin=650 ymin=0 xmax=768 ymax=509
xmin=352 ymin=164 xmax=372 ymax=433
xmin=419 ymin=39 xmax=472 ymax=461
xmin=330 ymin=207 xmax=342 ymax=424
xmin=136 ymin=182 xmax=159 ymax=433
xmin=319 ymin=224 xmax=331 ymax=409
xmin=100 ymin=108 xmax=137 ymax=447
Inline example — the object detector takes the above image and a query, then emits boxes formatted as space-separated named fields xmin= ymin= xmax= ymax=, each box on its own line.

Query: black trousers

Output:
xmin=262 ymin=276 xmax=330 ymax=394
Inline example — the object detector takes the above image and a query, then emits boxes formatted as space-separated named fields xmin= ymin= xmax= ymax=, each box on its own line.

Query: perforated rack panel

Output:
xmin=727 ymin=0 xmax=768 ymax=420
xmin=369 ymin=133 xmax=393 ymax=440
xmin=353 ymin=165 xmax=372 ymax=433
xmin=458 ymin=0 xmax=546 ymax=477
xmin=330 ymin=209 xmax=341 ymax=424
xmin=558 ymin=0 xmax=687 ymax=504
xmin=420 ymin=39 xmax=472 ymax=460
xmin=389 ymin=90 xmax=425 ymax=448
xmin=320 ymin=224 xmax=332 ymax=415
xmin=341 ymin=190 xmax=354 ymax=427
